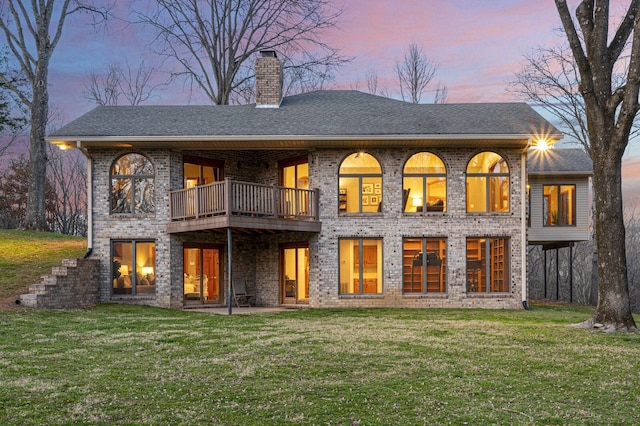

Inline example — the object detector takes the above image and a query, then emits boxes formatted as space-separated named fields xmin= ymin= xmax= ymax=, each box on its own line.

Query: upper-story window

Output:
xmin=183 ymin=155 xmax=223 ymax=188
xmin=338 ymin=153 xmax=382 ymax=213
xmin=543 ymin=184 xmax=575 ymax=226
xmin=466 ymin=152 xmax=509 ymax=213
xmin=111 ymin=153 xmax=155 ymax=214
xmin=403 ymin=152 xmax=446 ymax=213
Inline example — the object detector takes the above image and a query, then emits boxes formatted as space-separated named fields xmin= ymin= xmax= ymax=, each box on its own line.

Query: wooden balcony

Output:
xmin=167 ymin=179 xmax=321 ymax=234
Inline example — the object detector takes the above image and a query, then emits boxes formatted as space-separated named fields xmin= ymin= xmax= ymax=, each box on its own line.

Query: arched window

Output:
xmin=466 ymin=152 xmax=509 ymax=213
xmin=338 ymin=153 xmax=382 ymax=213
xmin=403 ymin=152 xmax=446 ymax=213
xmin=111 ymin=153 xmax=155 ymax=214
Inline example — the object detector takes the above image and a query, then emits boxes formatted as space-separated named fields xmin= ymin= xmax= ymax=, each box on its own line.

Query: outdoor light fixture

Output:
xmin=535 ymin=138 xmax=550 ymax=151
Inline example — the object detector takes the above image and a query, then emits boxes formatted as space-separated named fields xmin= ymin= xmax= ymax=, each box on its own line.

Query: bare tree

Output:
xmin=553 ymin=0 xmax=639 ymax=331
xmin=84 ymin=60 xmax=165 ymax=106
xmin=85 ymin=64 xmax=121 ymax=106
xmin=395 ymin=43 xmax=445 ymax=104
xmin=433 ymin=82 xmax=448 ymax=104
xmin=0 ymin=0 xmax=111 ymax=231
xmin=134 ymin=0 xmax=349 ymax=105
xmin=512 ymin=44 xmax=599 ymax=150
xmin=365 ymin=69 xmax=379 ymax=95
xmin=46 ymin=144 xmax=87 ymax=236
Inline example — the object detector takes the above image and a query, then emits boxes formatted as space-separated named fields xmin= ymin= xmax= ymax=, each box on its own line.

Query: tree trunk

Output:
xmin=579 ymin=145 xmax=637 ymax=331
xmin=24 ymin=60 xmax=49 ymax=231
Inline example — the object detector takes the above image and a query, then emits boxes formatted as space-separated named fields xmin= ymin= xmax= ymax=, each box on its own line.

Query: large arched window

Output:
xmin=111 ymin=153 xmax=155 ymax=214
xmin=338 ymin=153 xmax=382 ymax=213
xmin=466 ymin=152 xmax=509 ymax=213
xmin=403 ymin=152 xmax=446 ymax=213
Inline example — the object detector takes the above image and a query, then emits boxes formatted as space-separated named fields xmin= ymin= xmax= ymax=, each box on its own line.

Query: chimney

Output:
xmin=255 ymin=50 xmax=282 ymax=108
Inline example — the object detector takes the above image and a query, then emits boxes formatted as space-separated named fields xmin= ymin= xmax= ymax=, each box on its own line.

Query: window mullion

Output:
xmin=422 ymin=238 xmax=427 ymax=293
xmin=485 ymin=240 xmax=491 ymax=293
xmin=132 ymin=240 xmax=137 ymax=296
xmin=358 ymin=239 xmax=364 ymax=294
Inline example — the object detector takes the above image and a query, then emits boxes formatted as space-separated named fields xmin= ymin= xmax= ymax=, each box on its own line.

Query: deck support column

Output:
xmin=227 ymin=227 xmax=233 ymax=315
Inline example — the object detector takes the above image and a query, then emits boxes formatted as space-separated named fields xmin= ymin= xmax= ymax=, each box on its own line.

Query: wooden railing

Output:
xmin=169 ymin=178 xmax=319 ymax=221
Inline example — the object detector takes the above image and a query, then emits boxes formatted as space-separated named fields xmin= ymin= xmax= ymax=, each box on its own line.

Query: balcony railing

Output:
xmin=169 ymin=178 xmax=319 ymax=222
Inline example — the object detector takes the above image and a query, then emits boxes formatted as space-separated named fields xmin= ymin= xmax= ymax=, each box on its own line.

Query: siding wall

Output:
xmin=528 ymin=176 xmax=591 ymax=244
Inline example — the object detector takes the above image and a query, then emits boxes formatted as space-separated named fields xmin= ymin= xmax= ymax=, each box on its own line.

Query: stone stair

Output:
xmin=20 ymin=258 xmax=100 ymax=309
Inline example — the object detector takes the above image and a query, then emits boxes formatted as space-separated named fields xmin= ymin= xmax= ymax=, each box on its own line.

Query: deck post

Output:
xmin=228 ymin=227 xmax=233 ymax=315
xmin=195 ymin=186 xmax=200 ymax=219
xmin=225 ymin=178 xmax=232 ymax=216
xmin=273 ymin=185 xmax=279 ymax=217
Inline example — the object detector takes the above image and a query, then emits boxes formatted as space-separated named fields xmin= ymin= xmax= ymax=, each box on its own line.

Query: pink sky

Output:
xmin=43 ymin=0 xmax=639 ymax=204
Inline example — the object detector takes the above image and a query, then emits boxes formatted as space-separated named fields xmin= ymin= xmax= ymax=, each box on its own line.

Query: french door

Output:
xmin=183 ymin=245 xmax=222 ymax=304
xmin=281 ymin=243 xmax=309 ymax=304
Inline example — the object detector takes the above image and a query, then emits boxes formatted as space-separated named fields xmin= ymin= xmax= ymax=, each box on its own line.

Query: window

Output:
xmin=111 ymin=153 xmax=155 ymax=214
xmin=403 ymin=238 xmax=447 ymax=293
xmin=280 ymin=156 xmax=309 ymax=216
xmin=403 ymin=152 xmax=446 ymax=212
xmin=339 ymin=239 xmax=382 ymax=294
xmin=466 ymin=238 xmax=509 ymax=293
xmin=466 ymin=152 xmax=509 ymax=213
xmin=183 ymin=155 xmax=223 ymax=188
xmin=280 ymin=156 xmax=308 ymax=189
xmin=543 ymin=185 xmax=575 ymax=226
xmin=112 ymin=240 xmax=156 ymax=296
xmin=338 ymin=153 xmax=382 ymax=213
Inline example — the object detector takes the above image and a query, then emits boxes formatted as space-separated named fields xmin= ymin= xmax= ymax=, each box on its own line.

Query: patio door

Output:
xmin=184 ymin=245 xmax=222 ymax=304
xmin=281 ymin=243 xmax=309 ymax=304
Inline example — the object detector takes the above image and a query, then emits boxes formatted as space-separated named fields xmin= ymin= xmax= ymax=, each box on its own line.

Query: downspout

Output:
xmin=76 ymin=141 xmax=93 ymax=258
xmin=521 ymin=143 xmax=530 ymax=310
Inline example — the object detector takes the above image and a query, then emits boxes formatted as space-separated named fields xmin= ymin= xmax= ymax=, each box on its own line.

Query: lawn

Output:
xmin=1 ymin=303 xmax=639 ymax=425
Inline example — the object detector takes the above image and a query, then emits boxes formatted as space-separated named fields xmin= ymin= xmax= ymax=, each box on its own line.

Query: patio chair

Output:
xmin=233 ymin=279 xmax=254 ymax=307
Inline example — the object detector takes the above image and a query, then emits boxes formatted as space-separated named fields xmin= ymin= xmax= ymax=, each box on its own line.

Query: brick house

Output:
xmin=40 ymin=51 xmax=592 ymax=310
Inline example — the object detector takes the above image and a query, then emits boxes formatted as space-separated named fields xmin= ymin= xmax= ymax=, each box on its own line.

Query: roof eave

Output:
xmin=48 ymin=133 xmax=555 ymax=151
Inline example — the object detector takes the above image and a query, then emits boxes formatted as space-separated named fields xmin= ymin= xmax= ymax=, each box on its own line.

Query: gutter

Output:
xmin=46 ymin=133 xmax=560 ymax=146
xmin=74 ymin=141 xmax=93 ymax=259
xmin=522 ymin=141 xmax=530 ymax=310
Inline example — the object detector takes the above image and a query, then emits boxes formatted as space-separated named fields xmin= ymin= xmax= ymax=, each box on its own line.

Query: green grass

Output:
xmin=0 ymin=230 xmax=86 ymax=299
xmin=1 ymin=304 xmax=639 ymax=425
xmin=1 ymin=230 xmax=639 ymax=424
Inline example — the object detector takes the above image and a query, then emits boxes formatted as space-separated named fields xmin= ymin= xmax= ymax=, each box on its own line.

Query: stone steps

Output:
xmin=19 ymin=258 xmax=100 ymax=309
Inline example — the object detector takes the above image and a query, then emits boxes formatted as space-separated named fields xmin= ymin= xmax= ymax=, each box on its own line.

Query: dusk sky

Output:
xmin=40 ymin=1 xmax=640 ymax=204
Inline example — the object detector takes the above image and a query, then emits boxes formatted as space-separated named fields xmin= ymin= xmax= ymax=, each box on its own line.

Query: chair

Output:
xmin=233 ymin=279 xmax=254 ymax=307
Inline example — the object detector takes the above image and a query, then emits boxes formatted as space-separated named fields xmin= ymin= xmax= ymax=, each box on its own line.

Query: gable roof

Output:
xmin=48 ymin=90 xmax=561 ymax=150
xmin=528 ymin=148 xmax=593 ymax=176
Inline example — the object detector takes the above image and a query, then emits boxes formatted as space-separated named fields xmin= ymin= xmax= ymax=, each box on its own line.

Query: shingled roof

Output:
xmin=49 ymin=90 xmax=560 ymax=143
xmin=528 ymin=148 xmax=593 ymax=176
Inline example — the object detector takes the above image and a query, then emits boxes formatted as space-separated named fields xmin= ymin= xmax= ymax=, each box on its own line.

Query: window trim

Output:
xmin=542 ymin=184 xmax=576 ymax=227
xmin=402 ymin=152 xmax=447 ymax=213
xmin=465 ymin=152 xmax=510 ymax=213
xmin=111 ymin=239 xmax=156 ymax=297
xmin=466 ymin=237 xmax=510 ymax=294
xmin=402 ymin=237 xmax=447 ymax=294
xmin=110 ymin=152 xmax=155 ymax=215
xmin=338 ymin=238 xmax=383 ymax=295
xmin=338 ymin=153 xmax=383 ymax=214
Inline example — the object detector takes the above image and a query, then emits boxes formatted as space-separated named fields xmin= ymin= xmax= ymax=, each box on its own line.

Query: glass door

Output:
xmin=281 ymin=243 xmax=309 ymax=304
xmin=184 ymin=245 xmax=222 ymax=304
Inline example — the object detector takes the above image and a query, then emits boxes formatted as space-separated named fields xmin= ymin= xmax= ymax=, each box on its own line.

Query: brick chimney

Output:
xmin=255 ymin=50 xmax=282 ymax=108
